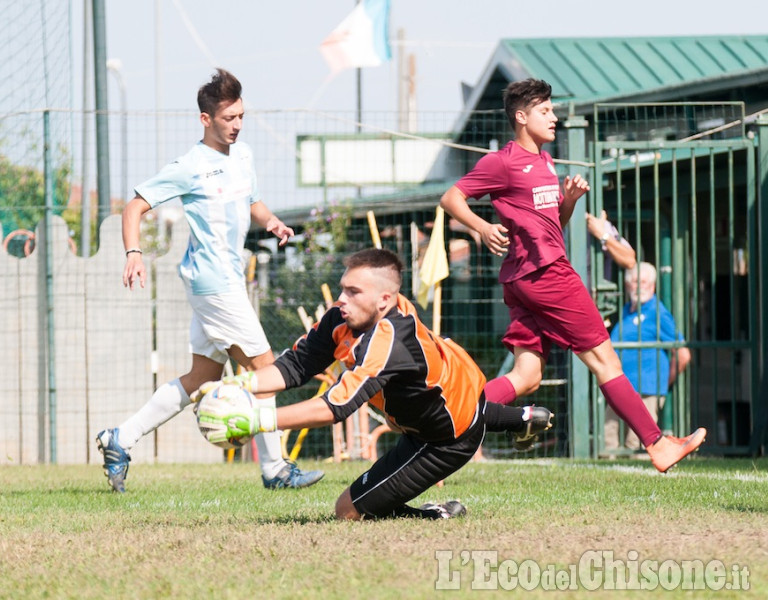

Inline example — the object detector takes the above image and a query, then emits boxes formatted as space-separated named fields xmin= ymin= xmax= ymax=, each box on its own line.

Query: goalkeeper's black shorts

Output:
xmin=350 ymin=397 xmax=486 ymax=519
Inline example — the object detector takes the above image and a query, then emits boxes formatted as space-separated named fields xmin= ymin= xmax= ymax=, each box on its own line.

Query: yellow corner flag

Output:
xmin=416 ymin=206 xmax=450 ymax=309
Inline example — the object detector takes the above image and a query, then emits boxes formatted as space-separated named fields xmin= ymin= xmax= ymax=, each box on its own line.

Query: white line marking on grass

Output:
xmin=489 ymin=459 xmax=768 ymax=483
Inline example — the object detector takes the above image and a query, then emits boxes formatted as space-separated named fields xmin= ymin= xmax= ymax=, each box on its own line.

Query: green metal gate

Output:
xmin=581 ymin=103 xmax=759 ymax=457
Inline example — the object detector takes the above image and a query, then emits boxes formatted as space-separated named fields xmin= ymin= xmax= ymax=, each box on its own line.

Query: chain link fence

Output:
xmin=1 ymin=104 xmax=572 ymax=464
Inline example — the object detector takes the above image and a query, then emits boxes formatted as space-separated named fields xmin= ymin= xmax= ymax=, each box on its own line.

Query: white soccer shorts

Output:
xmin=186 ymin=287 xmax=271 ymax=364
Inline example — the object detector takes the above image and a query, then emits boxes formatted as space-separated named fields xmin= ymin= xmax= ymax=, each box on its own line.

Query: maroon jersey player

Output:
xmin=440 ymin=78 xmax=705 ymax=473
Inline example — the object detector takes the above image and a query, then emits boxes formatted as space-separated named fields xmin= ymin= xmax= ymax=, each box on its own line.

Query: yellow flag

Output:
xmin=417 ymin=206 xmax=450 ymax=309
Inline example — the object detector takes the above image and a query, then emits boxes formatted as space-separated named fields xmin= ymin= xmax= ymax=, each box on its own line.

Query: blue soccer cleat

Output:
xmin=96 ymin=428 xmax=131 ymax=493
xmin=262 ymin=461 xmax=324 ymax=489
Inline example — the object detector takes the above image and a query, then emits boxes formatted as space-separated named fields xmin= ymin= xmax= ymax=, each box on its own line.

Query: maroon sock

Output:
xmin=600 ymin=375 xmax=662 ymax=447
xmin=484 ymin=376 xmax=517 ymax=405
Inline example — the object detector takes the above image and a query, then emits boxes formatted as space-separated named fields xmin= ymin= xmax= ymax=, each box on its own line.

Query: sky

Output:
xmin=73 ymin=0 xmax=768 ymax=116
xmin=63 ymin=0 xmax=768 ymax=212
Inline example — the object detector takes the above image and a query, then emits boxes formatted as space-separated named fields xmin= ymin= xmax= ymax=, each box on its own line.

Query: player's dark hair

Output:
xmin=344 ymin=248 xmax=403 ymax=286
xmin=197 ymin=68 xmax=242 ymax=116
xmin=503 ymin=78 xmax=552 ymax=127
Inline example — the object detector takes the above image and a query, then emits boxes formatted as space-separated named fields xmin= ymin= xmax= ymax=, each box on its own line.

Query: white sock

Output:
xmin=254 ymin=395 xmax=285 ymax=479
xmin=117 ymin=378 xmax=190 ymax=450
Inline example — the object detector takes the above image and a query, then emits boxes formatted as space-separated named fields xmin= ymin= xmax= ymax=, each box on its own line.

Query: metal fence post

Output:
xmin=565 ymin=113 xmax=591 ymax=458
xmin=92 ymin=0 xmax=111 ymax=231
xmin=750 ymin=116 xmax=768 ymax=454
xmin=43 ymin=110 xmax=58 ymax=463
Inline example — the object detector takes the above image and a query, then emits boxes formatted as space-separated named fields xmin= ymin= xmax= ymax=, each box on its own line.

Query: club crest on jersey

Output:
xmin=522 ymin=164 xmax=533 ymax=173
xmin=547 ymin=161 xmax=557 ymax=176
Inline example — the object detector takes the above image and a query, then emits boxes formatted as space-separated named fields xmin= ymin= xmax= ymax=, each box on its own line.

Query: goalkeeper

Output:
xmin=196 ymin=248 xmax=552 ymax=520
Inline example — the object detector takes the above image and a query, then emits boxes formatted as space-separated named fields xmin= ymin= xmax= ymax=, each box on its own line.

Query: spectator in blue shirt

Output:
xmin=605 ymin=262 xmax=691 ymax=451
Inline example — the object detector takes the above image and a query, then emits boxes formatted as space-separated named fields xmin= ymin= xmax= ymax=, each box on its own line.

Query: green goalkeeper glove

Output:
xmin=189 ymin=380 xmax=221 ymax=404
xmin=222 ymin=371 xmax=258 ymax=393
xmin=195 ymin=393 xmax=277 ymax=444
xmin=197 ymin=409 xmax=255 ymax=446
xmin=190 ymin=372 xmax=256 ymax=404
xmin=216 ymin=372 xmax=273 ymax=432
xmin=252 ymin=396 xmax=278 ymax=433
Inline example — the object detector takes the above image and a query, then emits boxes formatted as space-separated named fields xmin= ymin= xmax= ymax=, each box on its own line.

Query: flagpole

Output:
xmin=355 ymin=1 xmax=362 ymax=199
xmin=354 ymin=0 xmax=362 ymax=127
xmin=356 ymin=64 xmax=362 ymax=200
xmin=356 ymin=66 xmax=362 ymax=134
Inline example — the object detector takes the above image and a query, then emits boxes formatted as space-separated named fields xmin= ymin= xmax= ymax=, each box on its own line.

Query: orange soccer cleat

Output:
xmin=647 ymin=428 xmax=707 ymax=473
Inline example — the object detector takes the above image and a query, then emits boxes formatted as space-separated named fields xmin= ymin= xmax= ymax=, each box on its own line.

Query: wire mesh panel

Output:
xmin=592 ymin=103 xmax=757 ymax=456
xmin=594 ymin=102 xmax=746 ymax=143
xmin=0 ymin=99 xmax=763 ymax=463
xmin=249 ymin=203 xmax=569 ymax=461
xmin=0 ymin=1 xmax=72 ymax=252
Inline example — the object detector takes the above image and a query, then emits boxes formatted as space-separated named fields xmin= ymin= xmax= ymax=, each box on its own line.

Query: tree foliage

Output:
xmin=258 ymin=200 xmax=353 ymax=352
xmin=0 ymin=151 xmax=72 ymax=256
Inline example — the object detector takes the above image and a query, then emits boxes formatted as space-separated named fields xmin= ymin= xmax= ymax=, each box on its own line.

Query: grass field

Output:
xmin=0 ymin=456 xmax=766 ymax=599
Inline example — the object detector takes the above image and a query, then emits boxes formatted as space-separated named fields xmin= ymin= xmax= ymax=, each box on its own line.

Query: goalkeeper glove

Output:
xmin=189 ymin=380 xmax=222 ymax=403
xmin=195 ymin=395 xmax=277 ymax=443
xmin=222 ymin=371 xmax=259 ymax=393
xmin=190 ymin=371 xmax=257 ymax=404
xmin=252 ymin=396 xmax=277 ymax=434
xmin=198 ymin=411 xmax=255 ymax=445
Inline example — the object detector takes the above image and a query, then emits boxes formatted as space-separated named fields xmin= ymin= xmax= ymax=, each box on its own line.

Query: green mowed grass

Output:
xmin=1 ymin=457 xmax=766 ymax=599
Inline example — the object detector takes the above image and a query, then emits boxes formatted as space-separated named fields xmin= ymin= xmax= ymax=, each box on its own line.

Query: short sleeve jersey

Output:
xmin=610 ymin=295 xmax=684 ymax=396
xmin=455 ymin=141 xmax=565 ymax=282
xmin=135 ymin=141 xmax=260 ymax=295
xmin=274 ymin=294 xmax=486 ymax=443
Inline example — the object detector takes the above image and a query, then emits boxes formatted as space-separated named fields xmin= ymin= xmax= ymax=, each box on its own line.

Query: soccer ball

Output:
xmin=194 ymin=383 xmax=256 ymax=449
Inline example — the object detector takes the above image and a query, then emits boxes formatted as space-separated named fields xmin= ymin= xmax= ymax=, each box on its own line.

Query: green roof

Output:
xmin=502 ymin=36 xmax=768 ymax=103
xmin=463 ymin=35 xmax=768 ymax=113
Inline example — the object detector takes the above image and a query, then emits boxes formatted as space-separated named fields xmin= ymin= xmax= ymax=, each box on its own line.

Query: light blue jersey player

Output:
xmin=96 ymin=68 xmax=324 ymax=493
xmin=137 ymin=140 xmax=260 ymax=296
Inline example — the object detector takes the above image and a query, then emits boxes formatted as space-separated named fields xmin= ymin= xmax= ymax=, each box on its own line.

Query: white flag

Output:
xmin=320 ymin=0 xmax=392 ymax=73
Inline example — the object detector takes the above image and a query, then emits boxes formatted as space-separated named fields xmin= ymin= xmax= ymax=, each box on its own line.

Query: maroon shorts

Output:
xmin=501 ymin=256 xmax=608 ymax=359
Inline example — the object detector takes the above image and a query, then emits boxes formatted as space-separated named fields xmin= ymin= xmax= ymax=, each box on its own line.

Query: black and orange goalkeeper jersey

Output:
xmin=274 ymin=294 xmax=486 ymax=443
